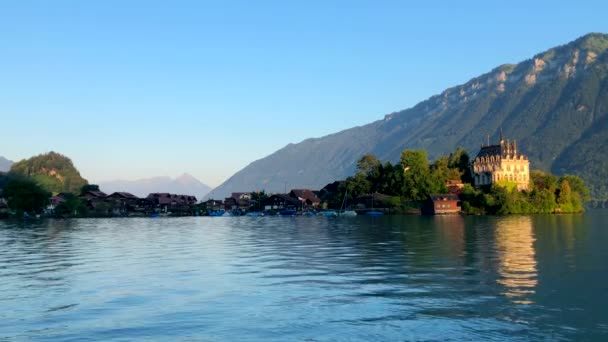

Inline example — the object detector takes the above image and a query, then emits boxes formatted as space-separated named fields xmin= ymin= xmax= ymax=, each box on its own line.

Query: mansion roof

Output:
xmin=475 ymin=138 xmax=528 ymax=161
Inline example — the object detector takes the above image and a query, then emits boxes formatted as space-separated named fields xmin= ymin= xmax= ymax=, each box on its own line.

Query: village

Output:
xmin=1 ymin=134 xmax=589 ymax=218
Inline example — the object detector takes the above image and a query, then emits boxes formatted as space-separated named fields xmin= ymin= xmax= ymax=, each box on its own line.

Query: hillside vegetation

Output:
xmin=10 ymin=151 xmax=88 ymax=194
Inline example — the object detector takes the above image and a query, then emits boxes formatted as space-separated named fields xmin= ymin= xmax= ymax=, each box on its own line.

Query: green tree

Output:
xmin=356 ymin=154 xmax=382 ymax=178
xmin=530 ymin=170 xmax=558 ymax=192
xmin=400 ymin=150 xmax=432 ymax=201
xmin=9 ymin=151 xmax=88 ymax=194
xmin=55 ymin=193 xmax=88 ymax=217
xmin=3 ymin=178 xmax=51 ymax=215
xmin=448 ymin=147 xmax=473 ymax=183
xmin=557 ymin=179 xmax=572 ymax=206
xmin=249 ymin=191 xmax=269 ymax=211
xmin=80 ymin=184 xmax=101 ymax=195
xmin=559 ymin=175 xmax=590 ymax=202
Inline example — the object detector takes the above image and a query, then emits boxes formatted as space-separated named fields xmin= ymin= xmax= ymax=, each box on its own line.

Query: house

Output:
xmin=320 ymin=181 xmax=343 ymax=194
xmin=224 ymin=197 xmax=238 ymax=211
xmin=50 ymin=192 xmax=70 ymax=206
xmin=107 ymin=192 xmax=139 ymax=201
xmin=147 ymin=193 xmax=172 ymax=212
xmin=472 ymin=133 xmax=530 ymax=191
xmin=423 ymin=194 xmax=461 ymax=215
xmin=289 ymin=189 xmax=321 ymax=208
xmin=46 ymin=192 xmax=71 ymax=213
xmin=231 ymin=192 xmax=251 ymax=209
xmin=80 ymin=190 xmax=108 ymax=200
xmin=79 ymin=190 xmax=109 ymax=211
xmin=262 ymin=194 xmax=301 ymax=211
xmin=107 ymin=192 xmax=140 ymax=215
xmin=204 ymin=199 xmax=224 ymax=211
xmin=147 ymin=193 xmax=198 ymax=213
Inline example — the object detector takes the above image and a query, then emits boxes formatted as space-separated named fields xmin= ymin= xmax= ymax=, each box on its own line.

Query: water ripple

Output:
xmin=0 ymin=213 xmax=607 ymax=341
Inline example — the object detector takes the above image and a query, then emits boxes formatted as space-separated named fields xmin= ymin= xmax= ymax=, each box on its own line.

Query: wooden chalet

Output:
xmin=147 ymin=193 xmax=198 ymax=213
xmin=262 ymin=194 xmax=301 ymax=211
xmin=290 ymin=189 xmax=321 ymax=208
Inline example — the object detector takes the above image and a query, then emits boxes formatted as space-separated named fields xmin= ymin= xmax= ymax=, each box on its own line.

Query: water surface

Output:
xmin=1 ymin=212 xmax=607 ymax=341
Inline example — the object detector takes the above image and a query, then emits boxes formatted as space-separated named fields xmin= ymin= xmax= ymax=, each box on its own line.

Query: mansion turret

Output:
xmin=472 ymin=135 xmax=530 ymax=191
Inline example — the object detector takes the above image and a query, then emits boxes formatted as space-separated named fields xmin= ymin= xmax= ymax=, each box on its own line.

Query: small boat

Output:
xmin=365 ymin=210 xmax=384 ymax=216
xmin=338 ymin=189 xmax=358 ymax=216
xmin=279 ymin=209 xmax=297 ymax=216
xmin=207 ymin=210 xmax=226 ymax=217
xmin=320 ymin=210 xmax=338 ymax=217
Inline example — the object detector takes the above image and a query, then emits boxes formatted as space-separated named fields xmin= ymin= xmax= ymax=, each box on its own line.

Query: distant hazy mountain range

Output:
xmin=209 ymin=33 xmax=608 ymax=199
xmin=0 ymin=156 xmax=13 ymax=172
xmin=99 ymin=174 xmax=211 ymax=201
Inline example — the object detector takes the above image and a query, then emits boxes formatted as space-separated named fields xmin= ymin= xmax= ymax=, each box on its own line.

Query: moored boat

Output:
xmin=279 ymin=209 xmax=297 ymax=216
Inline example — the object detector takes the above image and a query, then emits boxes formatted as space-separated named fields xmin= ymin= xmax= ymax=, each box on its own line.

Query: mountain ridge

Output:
xmin=0 ymin=156 xmax=12 ymax=173
xmin=210 ymin=33 xmax=608 ymax=199
xmin=99 ymin=173 xmax=211 ymax=200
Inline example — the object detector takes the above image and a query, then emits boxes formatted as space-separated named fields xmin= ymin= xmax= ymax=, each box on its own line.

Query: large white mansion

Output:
xmin=472 ymin=134 xmax=530 ymax=191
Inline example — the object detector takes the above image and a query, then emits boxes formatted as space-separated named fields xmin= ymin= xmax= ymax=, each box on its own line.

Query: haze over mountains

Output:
xmin=0 ymin=156 xmax=12 ymax=173
xmin=210 ymin=33 xmax=608 ymax=199
xmin=99 ymin=174 xmax=211 ymax=201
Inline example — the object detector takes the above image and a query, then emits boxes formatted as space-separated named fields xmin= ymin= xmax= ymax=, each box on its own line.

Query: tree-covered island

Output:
xmin=329 ymin=146 xmax=590 ymax=215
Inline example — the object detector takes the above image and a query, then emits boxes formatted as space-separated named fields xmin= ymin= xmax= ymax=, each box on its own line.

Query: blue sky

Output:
xmin=1 ymin=0 xmax=607 ymax=187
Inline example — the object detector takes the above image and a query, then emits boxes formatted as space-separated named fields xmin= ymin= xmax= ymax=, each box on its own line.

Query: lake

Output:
xmin=1 ymin=212 xmax=607 ymax=341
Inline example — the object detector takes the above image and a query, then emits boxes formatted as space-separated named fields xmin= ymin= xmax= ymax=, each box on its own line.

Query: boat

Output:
xmin=320 ymin=210 xmax=337 ymax=217
xmin=365 ymin=210 xmax=384 ymax=216
xmin=338 ymin=188 xmax=357 ymax=216
xmin=207 ymin=210 xmax=226 ymax=217
xmin=246 ymin=211 xmax=265 ymax=217
xmin=279 ymin=209 xmax=297 ymax=216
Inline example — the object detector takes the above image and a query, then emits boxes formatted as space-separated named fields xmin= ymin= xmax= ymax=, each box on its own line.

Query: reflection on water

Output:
xmin=495 ymin=216 xmax=537 ymax=304
xmin=0 ymin=212 xmax=607 ymax=341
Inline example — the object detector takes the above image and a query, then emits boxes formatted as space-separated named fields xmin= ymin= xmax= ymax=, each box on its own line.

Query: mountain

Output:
xmin=211 ymin=33 xmax=608 ymax=199
xmin=0 ymin=156 xmax=12 ymax=172
xmin=99 ymin=173 xmax=211 ymax=201
xmin=10 ymin=151 xmax=88 ymax=194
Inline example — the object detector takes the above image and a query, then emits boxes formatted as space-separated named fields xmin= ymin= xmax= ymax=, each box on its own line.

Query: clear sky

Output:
xmin=1 ymin=0 xmax=607 ymax=187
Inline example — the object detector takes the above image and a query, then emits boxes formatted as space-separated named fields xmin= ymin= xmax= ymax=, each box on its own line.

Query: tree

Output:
xmin=356 ymin=154 xmax=381 ymax=178
xmin=530 ymin=170 xmax=558 ymax=193
xmin=448 ymin=147 xmax=473 ymax=183
xmin=3 ymin=178 xmax=51 ymax=215
xmin=557 ymin=179 xmax=572 ymax=205
xmin=430 ymin=156 xmax=461 ymax=193
xmin=400 ymin=150 xmax=432 ymax=201
xmin=559 ymin=175 xmax=590 ymax=202
xmin=80 ymin=184 xmax=100 ymax=195
xmin=9 ymin=151 xmax=88 ymax=194
xmin=55 ymin=193 xmax=88 ymax=217
xmin=249 ymin=191 xmax=269 ymax=211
